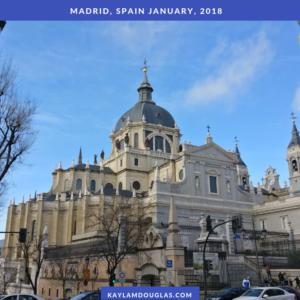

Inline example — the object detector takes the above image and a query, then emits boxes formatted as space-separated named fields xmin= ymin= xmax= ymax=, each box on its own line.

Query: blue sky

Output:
xmin=0 ymin=21 xmax=299 ymax=237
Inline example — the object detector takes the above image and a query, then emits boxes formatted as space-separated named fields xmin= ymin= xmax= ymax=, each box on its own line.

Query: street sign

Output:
xmin=166 ymin=270 xmax=174 ymax=283
xmin=84 ymin=280 xmax=88 ymax=286
xmin=83 ymin=270 xmax=90 ymax=280
xmin=235 ymin=234 xmax=241 ymax=239
xmin=166 ymin=260 xmax=172 ymax=268
xmin=132 ymin=282 xmax=137 ymax=287
xmin=119 ymin=271 xmax=126 ymax=283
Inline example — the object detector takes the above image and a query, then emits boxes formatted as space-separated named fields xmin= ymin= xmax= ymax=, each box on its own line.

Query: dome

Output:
xmin=115 ymin=101 xmax=175 ymax=133
xmin=115 ymin=70 xmax=175 ymax=133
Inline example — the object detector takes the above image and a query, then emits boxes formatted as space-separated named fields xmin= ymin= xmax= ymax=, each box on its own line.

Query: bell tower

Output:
xmin=287 ymin=118 xmax=300 ymax=194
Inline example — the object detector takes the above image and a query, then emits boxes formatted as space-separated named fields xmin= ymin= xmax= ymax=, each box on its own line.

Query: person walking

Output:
xmin=243 ymin=277 xmax=250 ymax=288
xmin=294 ymin=276 xmax=300 ymax=290
xmin=289 ymin=278 xmax=293 ymax=287
xmin=278 ymin=272 xmax=284 ymax=286
xmin=266 ymin=265 xmax=271 ymax=280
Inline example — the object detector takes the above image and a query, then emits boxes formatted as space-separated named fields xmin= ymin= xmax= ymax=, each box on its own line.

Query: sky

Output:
xmin=0 ymin=21 xmax=299 ymax=238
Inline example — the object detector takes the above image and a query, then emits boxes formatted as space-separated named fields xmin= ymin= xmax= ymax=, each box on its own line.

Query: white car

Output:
xmin=1 ymin=294 xmax=46 ymax=300
xmin=234 ymin=287 xmax=295 ymax=300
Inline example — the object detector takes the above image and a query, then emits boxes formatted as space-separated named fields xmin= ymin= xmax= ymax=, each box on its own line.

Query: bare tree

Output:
xmin=0 ymin=260 xmax=18 ymax=294
xmin=19 ymin=234 xmax=46 ymax=295
xmin=87 ymin=196 xmax=155 ymax=285
xmin=49 ymin=260 xmax=79 ymax=299
xmin=0 ymin=53 xmax=37 ymax=208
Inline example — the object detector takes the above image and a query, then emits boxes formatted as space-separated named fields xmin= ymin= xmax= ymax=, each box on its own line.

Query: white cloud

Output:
xmin=186 ymin=31 xmax=274 ymax=105
xmin=292 ymin=86 xmax=300 ymax=112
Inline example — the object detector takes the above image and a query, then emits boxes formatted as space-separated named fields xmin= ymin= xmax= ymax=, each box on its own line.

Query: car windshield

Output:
xmin=71 ymin=292 xmax=100 ymax=300
xmin=243 ymin=289 xmax=263 ymax=297
xmin=215 ymin=288 xmax=233 ymax=295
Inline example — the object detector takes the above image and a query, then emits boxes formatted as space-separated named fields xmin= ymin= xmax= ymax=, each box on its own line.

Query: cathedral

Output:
xmin=1 ymin=66 xmax=300 ymax=296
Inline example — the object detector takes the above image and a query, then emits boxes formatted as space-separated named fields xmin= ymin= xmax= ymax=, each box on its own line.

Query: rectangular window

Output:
xmin=260 ymin=220 xmax=267 ymax=230
xmin=210 ymin=176 xmax=217 ymax=193
xmin=281 ymin=217 xmax=287 ymax=229
xmin=120 ymin=159 xmax=122 ymax=167
xmin=134 ymin=158 xmax=138 ymax=166
xmin=49 ymin=288 xmax=51 ymax=297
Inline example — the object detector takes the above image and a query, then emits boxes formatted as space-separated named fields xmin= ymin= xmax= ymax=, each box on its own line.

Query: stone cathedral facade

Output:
xmin=2 ymin=68 xmax=300 ymax=295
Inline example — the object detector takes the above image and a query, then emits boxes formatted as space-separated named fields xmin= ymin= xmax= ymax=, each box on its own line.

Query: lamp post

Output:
xmin=85 ymin=256 xmax=89 ymax=269
xmin=19 ymin=278 xmax=23 ymax=293
xmin=241 ymin=218 xmax=267 ymax=286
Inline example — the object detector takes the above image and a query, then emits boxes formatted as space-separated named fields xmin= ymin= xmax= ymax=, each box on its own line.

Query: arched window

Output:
xmin=118 ymin=182 xmax=123 ymax=190
xmin=105 ymin=183 xmax=113 ymax=189
xmin=134 ymin=133 xmax=139 ymax=148
xmin=292 ymin=159 xmax=298 ymax=172
xmin=76 ymin=179 xmax=82 ymax=190
xmin=242 ymin=176 xmax=247 ymax=185
xmin=150 ymin=181 xmax=154 ymax=189
xmin=64 ymin=179 xmax=69 ymax=190
xmin=195 ymin=176 xmax=200 ymax=189
xmin=179 ymin=170 xmax=184 ymax=180
xmin=31 ymin=220 xmax=37 ymax=241
xmin=226 ymin=181 xmax=231 ymax=193
xmin=148 ymin=136 xmax=172 ymax=153
xmin=90 ymin=180 xmax=96 ymax=191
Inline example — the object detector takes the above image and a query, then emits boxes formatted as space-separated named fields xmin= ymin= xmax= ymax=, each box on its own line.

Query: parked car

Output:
xmin=0 ymin=296 xmax=7 ymax=300
xmin=1 ymin=294 xmax=46 ymax=300
xmin=70 ymin=291 xmax=101 ymax=300
xmin=233 ymin=287 xmax=295 ymax=300
xmin=205 ymin=286 xmax=250 ymax=300
xmin=280 ymin=286 xmax=300 ymax=300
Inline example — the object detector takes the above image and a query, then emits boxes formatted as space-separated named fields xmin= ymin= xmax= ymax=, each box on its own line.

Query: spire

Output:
xmin=86 ymin=159 xmax=90 ymax=169
xmin=137 ymin=59 xmax=153 ymax=102
xmin=234 ymin=142 xmax=247 ymax=166
xmin=55 ymin=192 xmax=59 ymax=201
xmin=21 ymin=196 xmax=24 ymax=204
xmin=58 ymin=161 xmax=62 ymax=170
xmin=78 ymin=190 xmax=82 ymax=198
xmin=84 ymin=187 xmax=88 ymax=195
xmin=205 ymin=132 xmax=212 ymax=144
xmin=71 ymin=159 xmax=74 ymax=168
xmin=116 ymin=188 xmax=119 ymax=195
xmin=100 ymin=185 xmax=104 ymax=195
xmin=12 ymin=198 xmax=15 ymax=205
xmin=78 ymin=147 xmax=82 ymax=164
xmin=257 ymin=182 xmax=262 ymax=195
xmin=166 ymin=196 xmax=182 ymax=248
xmin=70 ymin=191 xmax=74 ymax=200
xmin=288 ymin=120 xmax=300 ymax=148
xmin=28 ymin=194 xmax=31 ymax=202
xmin=250 ymin=181 xmax=255 ymax=194
xmin=235 ymin=143 xmax=240 ymax=154
xmin=154 ymin=162 xmax=160 ymax=182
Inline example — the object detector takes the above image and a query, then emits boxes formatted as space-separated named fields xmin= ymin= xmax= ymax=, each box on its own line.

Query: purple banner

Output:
xmin=0 ymin=0 xmax=300 ymax=20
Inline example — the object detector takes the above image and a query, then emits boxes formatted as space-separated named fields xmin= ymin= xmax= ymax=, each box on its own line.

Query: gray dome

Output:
xmin=115 ymin=101 xmax=175 ymax=133
xmin=115 ymin=71 xmax=175 ymax=133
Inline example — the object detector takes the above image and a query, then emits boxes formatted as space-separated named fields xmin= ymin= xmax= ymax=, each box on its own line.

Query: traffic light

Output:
xmin=204 ymin=259 xmax=213 ymax=278
xmin=232 ymin=215 xmax=244 ymax=231
xmin=19 ymin=228 xmax=27 ymax=243
xmin=109 ymin=274 xmax=116 ymax=286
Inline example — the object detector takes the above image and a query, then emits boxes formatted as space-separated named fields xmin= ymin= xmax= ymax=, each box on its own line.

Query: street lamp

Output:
xmin=242 ymin=218 xmax=267 ymax=286
xmin=19 ymin=278 xmax=23 ymax=293
xmin=85 ymin=256 xmax=89 ymax=269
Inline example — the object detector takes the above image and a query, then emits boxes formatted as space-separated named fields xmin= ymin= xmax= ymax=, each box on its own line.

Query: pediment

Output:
xmin=188 ymin=142 xmax=238 ymax=163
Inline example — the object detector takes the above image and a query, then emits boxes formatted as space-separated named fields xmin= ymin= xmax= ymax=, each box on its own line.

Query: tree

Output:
xmin=86 ymin=196 xmax=155 ymax=285
xmin=0 ymin=54 xmax=37 ymax=208
xmin=49 ymin=259 xmax=80 ymax=299
xmin=19 ymin=234 xmax=47 ymax=295
xmin=0 ymin=258 xmax=18 ymax=294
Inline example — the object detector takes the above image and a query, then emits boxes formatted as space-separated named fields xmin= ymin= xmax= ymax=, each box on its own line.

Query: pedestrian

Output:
xmin=243 ymin=276 xmax=250 ymax=288
xmin=270 ymin=279 xmax=275 ymax=287
xmin=266 ymin=265 xmax=272 ymax=280
xmin=264 ymin=278 xmax=269 ymax=287
xmin=278 ymin=272 xmax=284 ymax=286
xmin=289 ymin=278 xmax=293 ymax=287
xmin=284 ymin=273 xmax=288 ymax=286
xmin=294 ymin=276 xmax=300 ymax=290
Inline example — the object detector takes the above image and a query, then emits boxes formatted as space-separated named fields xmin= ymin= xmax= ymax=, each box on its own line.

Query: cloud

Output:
xmin=186 ymin=31 xmax=274 ymax=105
xmin=292 ymin=86 xmax=300 ymax=112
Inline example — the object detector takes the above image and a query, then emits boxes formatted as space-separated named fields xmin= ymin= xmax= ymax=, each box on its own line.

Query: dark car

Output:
xmin=205 ymin=286 xmax=250 ymax=300
xmin=280 ymin=286 xmax=300 ymax=300
xmin=70 ymin=292 xmax=101 ymax=300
